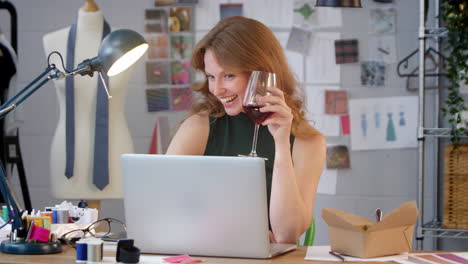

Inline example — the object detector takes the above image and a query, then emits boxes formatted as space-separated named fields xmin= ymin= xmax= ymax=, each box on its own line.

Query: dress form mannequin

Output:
xmin=43 ymin=2 xmax=134 ymax=199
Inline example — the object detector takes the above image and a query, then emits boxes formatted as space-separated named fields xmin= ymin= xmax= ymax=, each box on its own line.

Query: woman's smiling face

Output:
xmin=204 ymin=49 xmax=250 ymax=116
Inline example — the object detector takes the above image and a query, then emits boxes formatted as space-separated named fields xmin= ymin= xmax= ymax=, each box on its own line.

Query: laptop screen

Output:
xmin=120 ymin=154 xmax=273 ymax=258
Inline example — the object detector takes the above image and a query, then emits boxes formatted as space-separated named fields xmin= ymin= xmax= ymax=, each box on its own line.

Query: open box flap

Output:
xmin=322 ymin=208 xmax=375 ymax=231
xmin=367 ymin=201 xmax=418 ymax=232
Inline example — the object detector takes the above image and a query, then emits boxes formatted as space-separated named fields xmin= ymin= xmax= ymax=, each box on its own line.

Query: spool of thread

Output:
xmin=87 ymin=239 xmax=103 ymax=263
xmin=55 ymin=209 xmax=69 ymax=224
xmin=40 ymin=212 xmax=53 ymax=224
xmin=52 ymin=210 xmax=58 ymax=224
xmin=2 ymin=206 xmax=8 ymax=222
xmin=75 ymin=239 xmax=88 ymax=263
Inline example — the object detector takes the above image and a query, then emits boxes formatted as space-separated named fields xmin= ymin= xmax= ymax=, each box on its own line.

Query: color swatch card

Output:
xmin=170 ymin=35 xmax=193 ymax=59
xmin=147 ymin=34 xmax=169 ymax=59
xmin=146 ymin=61 xmax=171 ymax=85
xmin=171 ymin=61 xmax=191 ymax=85
xmin=146 ymin=88 xmax=170 ymax=112
xmin=169 ymin=7 xmax=192 ymax=32
xmin=170 ymin=87 xmax=192 ymax=111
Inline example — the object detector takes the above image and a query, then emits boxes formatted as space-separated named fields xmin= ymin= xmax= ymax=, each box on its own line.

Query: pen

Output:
xmin=329 ymin=251 xmax=345 ymax=262
xmin=375 ymin=208 xmax=383 ymax=222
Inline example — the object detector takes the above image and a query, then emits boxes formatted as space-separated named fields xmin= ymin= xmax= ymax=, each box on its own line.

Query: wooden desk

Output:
xmin=0 ymin=246 xmax=395 ymax=264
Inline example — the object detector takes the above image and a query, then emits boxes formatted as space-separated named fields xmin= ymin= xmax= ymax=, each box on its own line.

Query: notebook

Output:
xmin=120 ymin=154 xmax=296 ymax=259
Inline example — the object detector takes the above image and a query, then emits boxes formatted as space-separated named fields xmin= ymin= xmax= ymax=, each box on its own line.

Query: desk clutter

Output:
xmin=0 ymin=200 xmax=99 ymax=254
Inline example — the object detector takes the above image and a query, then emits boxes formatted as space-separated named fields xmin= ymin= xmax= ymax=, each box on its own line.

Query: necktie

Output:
xmin=65 ymin=19 xmax=111 ymax=190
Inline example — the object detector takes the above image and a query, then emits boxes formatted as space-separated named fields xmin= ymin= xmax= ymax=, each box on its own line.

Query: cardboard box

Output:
xmin=322 ymin=201 xmax=418 ymax=258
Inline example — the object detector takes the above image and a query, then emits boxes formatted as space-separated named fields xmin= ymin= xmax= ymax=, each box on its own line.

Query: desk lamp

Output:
xmin=316 ymin=0 xmax=362 ymax=7
xmin=0 ymin=29 xmax=148 ymax=254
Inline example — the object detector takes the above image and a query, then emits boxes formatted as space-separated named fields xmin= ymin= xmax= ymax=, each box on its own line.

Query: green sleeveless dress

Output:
xmin=204 ymin=113 xmax=295 ymax=210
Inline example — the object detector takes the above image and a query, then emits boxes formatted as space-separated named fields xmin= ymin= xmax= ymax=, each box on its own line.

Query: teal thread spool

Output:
xmin=2 ymin=206 xmax=8 ymax=222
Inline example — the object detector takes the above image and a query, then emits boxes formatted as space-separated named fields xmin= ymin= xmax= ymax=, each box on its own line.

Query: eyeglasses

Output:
xmin=59 ymin=217 xmax=127 ymax=248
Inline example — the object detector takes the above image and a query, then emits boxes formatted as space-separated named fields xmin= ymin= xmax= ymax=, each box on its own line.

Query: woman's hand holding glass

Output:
xmin=256 ymin=83 xmax=293 ymax=145
xmin=240 ymin=71 xmax=276 ymax=157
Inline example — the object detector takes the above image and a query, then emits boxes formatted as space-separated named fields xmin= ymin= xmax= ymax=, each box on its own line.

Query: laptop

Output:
xmin=120 ymin=154 xmax=297 ymax=259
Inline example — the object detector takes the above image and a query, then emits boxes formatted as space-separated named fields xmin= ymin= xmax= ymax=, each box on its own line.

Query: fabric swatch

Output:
xmin=146 ymin=88 xmax=170 ymax=112
xmin=361 ymin=61 xmax=385 ymax=86
xmin=335 ymin=39 xmax=359 ymax=64
xmin=325 ymin=90 xmax=348 ymax=115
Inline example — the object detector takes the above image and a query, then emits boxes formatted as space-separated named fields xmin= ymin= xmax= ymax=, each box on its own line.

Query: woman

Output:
xmin=166 ymin=16 xmax=326 ymax=244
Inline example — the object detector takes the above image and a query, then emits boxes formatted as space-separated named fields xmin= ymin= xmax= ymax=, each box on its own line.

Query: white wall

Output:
xmin=0 ymin=0 xmax=444 ymax=248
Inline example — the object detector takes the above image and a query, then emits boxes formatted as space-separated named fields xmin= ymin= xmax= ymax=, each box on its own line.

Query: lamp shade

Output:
xmin=316 ymin=0 xmax=362 ymax=7
xmin=98 ymin=29 xmax=149 ymax=76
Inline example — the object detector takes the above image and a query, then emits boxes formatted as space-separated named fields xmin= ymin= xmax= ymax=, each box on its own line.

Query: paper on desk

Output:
xmin=103 ymin=255 xmax=167 ymax=263
xmin=305 ymin=245 xmax=409 ymax=262
xmin=394 ymin=253 xmax=468 ymax=264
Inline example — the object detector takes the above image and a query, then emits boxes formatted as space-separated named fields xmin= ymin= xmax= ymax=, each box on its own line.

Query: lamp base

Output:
xmin=0 ymin=240 xmax=62 ymax=254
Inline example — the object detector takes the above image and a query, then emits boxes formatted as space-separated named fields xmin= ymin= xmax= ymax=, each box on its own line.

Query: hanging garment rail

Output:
xmin=0 ymin=0 xmax=17 ymax=52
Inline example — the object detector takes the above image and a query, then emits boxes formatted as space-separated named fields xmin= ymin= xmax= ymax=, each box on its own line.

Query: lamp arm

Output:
xmin=0 ymin=65 xmax=64 ymax=120
xmin=0 ymin=64 xmax=65 ymax=233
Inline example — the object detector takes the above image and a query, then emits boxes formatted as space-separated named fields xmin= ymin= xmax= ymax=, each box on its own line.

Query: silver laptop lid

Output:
xmin=120 ymin=154 xmax=271 ymax=258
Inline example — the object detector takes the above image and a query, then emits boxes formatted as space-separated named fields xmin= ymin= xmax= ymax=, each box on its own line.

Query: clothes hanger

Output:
xmin=405 ymin=52 xmax=448 ymax=91
xmin=397 ymin=47 xmax=448 ymax=78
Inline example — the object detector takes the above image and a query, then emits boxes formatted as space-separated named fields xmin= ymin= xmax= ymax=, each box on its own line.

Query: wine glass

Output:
xmin=240 ymin=71 xmax=276 ymax=157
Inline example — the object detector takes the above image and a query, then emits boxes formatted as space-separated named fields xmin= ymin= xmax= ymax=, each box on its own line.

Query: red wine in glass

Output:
xmin=243 ymin=105 xmax=272 ymax=124
xmin=239 ymin=71 xmax=277 ymax=157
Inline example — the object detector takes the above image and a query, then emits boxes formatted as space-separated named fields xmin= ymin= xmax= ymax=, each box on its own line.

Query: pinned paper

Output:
xmin=293 ymin=0 xmax=342 ymax=28
xmin=369 ymin=8 xmax=396 ymax=34
xmin=305 ymin=85 xmax=341 ymax=136
xmin=306 ymin=32 xmax=341 ymax=84
xmin=162 ymin=255 xmax=203 ymax=263
xmin=341 ymin=115 xmax=350 ymax=135
xmin=149 ymin=122 xmax=158 ymax=154
xmin=145 ymin=9 xmax=167 ymax=21
xmin=349 ymin=96 xmax=418 ymax=150
xmin=286 ymin=26 xmax=311 ymax=55
xmin=317 ymin=169 xmax=337 ymax=195
xmin=155 ymin=0 xmax=176 ymax=6
xmin=220 ymin=3 xmax=243 ymax=20
xmin=325 ymin=90 xmax=348 ymax=115
xmin=368 ymin=36 xmax=397 ymax=64
xmin=158 ymin=116 xmax=171 ymax=154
